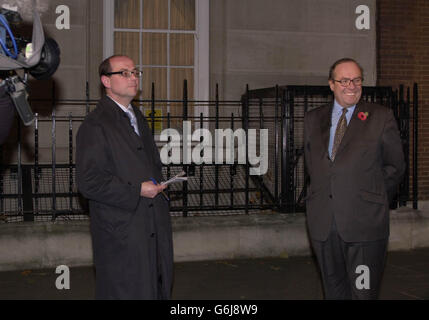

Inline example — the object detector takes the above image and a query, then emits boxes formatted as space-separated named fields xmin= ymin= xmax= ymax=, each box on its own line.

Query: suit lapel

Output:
xmin=133 ymin=105 xmax=146 ymax=138
xmin=320 ymin=104 xmax=333 ymax=158
xmin=133 ymin=105 xmax=159 ymax=157
xmin=133 ymin=106 xmax=163 ymax=168
xmin=334 ymin=102 xmax=368 ymax=158
xmin=102 ymin=96 xmax=144 ymax=151
xmin=118 ymin=108 xmax=143 ymax=147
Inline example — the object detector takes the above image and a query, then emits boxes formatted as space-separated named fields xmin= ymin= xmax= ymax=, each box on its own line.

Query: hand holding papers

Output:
xmin=161 ymin=171 xmax=188 ymax=186
xmin=149 ymin=178 xmax=169 ymax=201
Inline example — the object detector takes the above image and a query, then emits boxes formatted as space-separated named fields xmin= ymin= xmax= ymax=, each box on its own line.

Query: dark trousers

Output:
xmin=311 ymin=219 xmax=388 ymax=300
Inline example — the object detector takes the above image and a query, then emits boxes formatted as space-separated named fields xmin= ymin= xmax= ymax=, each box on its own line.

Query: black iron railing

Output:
xmin=0 ymin=82 xmax=418 ymax=222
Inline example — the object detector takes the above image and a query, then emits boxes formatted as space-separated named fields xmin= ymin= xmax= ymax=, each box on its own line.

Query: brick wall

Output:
xmin=377 ymin=0 xmax=429 ymax=200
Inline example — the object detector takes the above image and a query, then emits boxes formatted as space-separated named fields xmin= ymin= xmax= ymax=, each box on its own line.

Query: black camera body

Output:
xmin=0 ymin=6 xmax=60 ymax=126
xmin=0 ymin=7 xmax=60 ymax=80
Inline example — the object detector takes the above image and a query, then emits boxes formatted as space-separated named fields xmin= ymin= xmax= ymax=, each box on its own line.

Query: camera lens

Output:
xmin=29 ymin=38 xmax=61 ymax=80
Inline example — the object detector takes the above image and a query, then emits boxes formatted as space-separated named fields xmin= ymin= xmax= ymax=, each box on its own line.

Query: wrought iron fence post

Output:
xmin=230 ymin=112 xmax=235 ymax=208
xmin=17 ymin=118 xmax=22 ymax=216
xmin=259 ymin=97 xmax=264 ymax=207
xmin=34 ymin=114 xmax=39 ymax=214
xmin=166 ymin=112 xmax=171 ymax=201
xmin=199 ymin=112 xmax=204 ymax=208
xmin=69 ymin=113 xmax=74 ymax=212
xmin=215 ymin=84 xmax=219 ymax=207
xmin=402 ymin=87 xmax=411 ymax=207
xmin=396 ymin=85 xmax=409 ymax=209
xmin=274 ymin=85 xmax=279 ymax=207
xmin=182 ymin=79 xmax=188 ymax=217
xmin=280 ymin=88 xmax=291 ymax=213
xmin=289 ymin=88 xmax=296 ymax=212
xmin=413 ymin=83 xmax=418 ymax=209
xmin=51 ymin=83 xmax=57 ymax=221
xmin=243 ymin=85 xmax=250 ymax=214
xmin=302 ymin=87 xmax=309 ymax=209
xmin=151 ymin=82 xmax=155 ymax=136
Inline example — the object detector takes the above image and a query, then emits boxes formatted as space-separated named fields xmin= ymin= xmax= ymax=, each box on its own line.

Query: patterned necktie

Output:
xmin=125 ymin=107 xmax=140 ymax=136
xmin=331 ymin=108 xmax=348 ymax=161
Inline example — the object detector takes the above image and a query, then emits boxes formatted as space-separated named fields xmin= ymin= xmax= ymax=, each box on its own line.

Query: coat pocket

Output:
xmin=359 ymin=189 xmax=386 ymax=205
xmin=304 ymin=186 xmax=323 ymax=201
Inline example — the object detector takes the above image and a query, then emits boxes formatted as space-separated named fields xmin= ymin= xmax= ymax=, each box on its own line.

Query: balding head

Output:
xmin=99 ymin=55 xmax=139 ymax=106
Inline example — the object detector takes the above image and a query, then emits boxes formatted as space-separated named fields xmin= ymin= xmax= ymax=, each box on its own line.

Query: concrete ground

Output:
xmin=1 ymin=247 xmax=429 ymax=300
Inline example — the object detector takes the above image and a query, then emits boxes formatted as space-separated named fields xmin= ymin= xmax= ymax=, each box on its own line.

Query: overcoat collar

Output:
xmin=100 ymin=95 xmax=144 ymax=148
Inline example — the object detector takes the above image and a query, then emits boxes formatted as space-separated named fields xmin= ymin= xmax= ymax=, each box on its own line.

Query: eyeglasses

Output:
xmin=332 ymin=77 xmax=363 ymax=87
xmin=104 ymin=70 xmax=143 ymax=78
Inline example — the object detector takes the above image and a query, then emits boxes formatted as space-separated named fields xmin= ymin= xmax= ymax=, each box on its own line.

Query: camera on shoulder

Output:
xmin=0 ymin=6 xmax=61 ymax=126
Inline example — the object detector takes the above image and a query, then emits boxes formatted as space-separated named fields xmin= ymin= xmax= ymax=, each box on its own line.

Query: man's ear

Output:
xmin=101 ymin=75 xmax=111 ymax=89
xmin=328 ymin=80 xmax=335 ymax=92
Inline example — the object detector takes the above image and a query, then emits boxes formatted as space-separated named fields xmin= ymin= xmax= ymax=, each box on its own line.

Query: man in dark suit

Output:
xmin=303 ymin=58 xmax=405 ymax=299
xmin=76 ymin=55 xmax=173 ymax=299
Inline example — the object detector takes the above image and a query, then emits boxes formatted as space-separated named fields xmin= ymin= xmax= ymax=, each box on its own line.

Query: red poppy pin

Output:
xmin=358 ymin=111 xmax=369 ymax=121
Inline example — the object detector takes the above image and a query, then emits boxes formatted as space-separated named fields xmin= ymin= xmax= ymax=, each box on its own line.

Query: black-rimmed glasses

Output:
xmin=104 ymin=70 xmax=143 ymax=78
xmin=332 ymin=77 xmax=363 ymax=87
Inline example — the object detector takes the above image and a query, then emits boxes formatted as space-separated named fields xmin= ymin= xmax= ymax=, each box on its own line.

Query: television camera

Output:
xmin=0 ymin=4 xmax=60 ymax=127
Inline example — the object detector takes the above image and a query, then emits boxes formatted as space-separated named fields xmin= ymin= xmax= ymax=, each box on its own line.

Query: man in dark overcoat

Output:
xmin=304 ymin=58 xmax=405 ymax=299
xmin=76 ymin=55 xmax=173 ymax=299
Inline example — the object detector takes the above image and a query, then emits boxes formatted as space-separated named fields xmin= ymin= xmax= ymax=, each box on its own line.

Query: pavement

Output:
xmin=1 ymin=247 xmax=429 ymax=300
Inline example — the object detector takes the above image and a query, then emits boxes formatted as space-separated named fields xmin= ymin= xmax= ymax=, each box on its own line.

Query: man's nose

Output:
xmin=347 ymin=80 xmax=356 ymax=89
xmin=129 ymin=74 xmax=139 ymax=84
